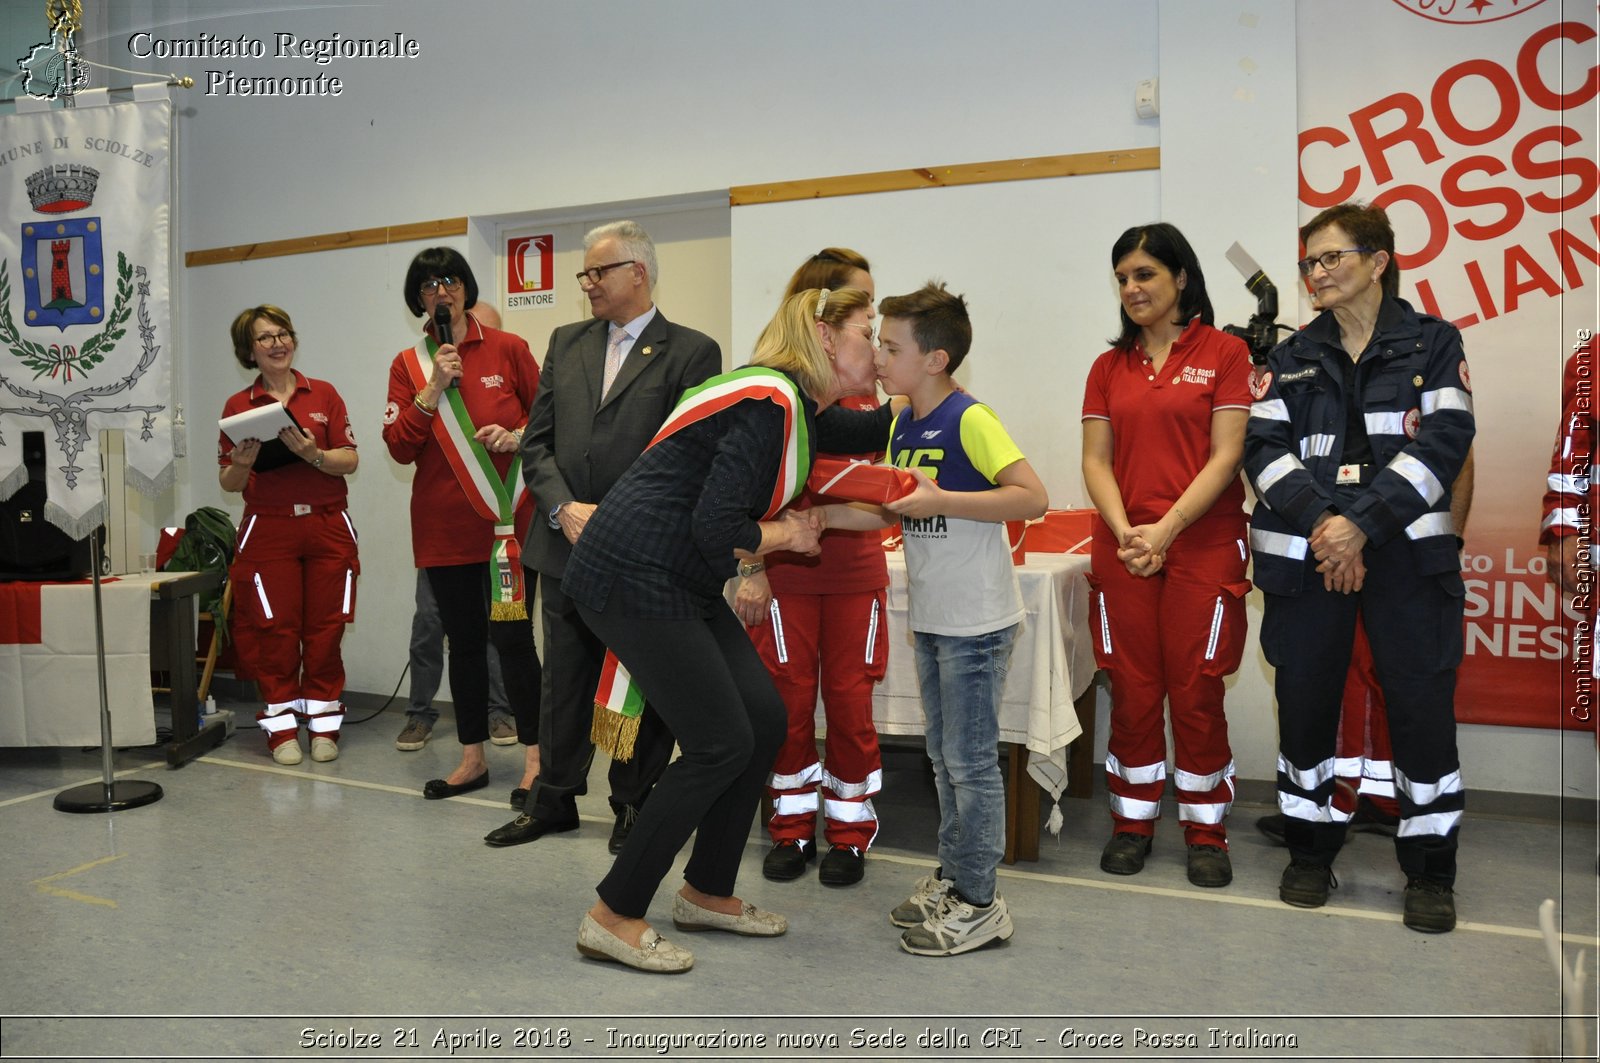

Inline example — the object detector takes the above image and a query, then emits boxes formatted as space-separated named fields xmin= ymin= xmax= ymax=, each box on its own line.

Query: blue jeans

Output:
xmin=912 ymin=623 xmax=1017 ymax=907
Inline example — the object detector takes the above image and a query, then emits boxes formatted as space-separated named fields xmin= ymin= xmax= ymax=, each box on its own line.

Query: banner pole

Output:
xmin=53 ymin=527 xmax=163 ymax=813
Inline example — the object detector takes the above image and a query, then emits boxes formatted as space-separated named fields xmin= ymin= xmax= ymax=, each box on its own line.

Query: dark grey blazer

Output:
xmin=520 ymin=308 xmax=722 ymax=578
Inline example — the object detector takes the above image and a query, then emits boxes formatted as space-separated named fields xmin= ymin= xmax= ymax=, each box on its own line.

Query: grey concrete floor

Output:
xmin=1 ymin=695 xmax=1596 ymax=1062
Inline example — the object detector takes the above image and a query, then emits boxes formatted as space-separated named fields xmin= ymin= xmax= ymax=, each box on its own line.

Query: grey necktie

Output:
xmin=601 ymin=325 xmax=628 ymax=399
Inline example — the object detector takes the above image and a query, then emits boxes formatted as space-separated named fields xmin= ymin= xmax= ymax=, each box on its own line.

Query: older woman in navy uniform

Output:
xmin=1244 ymin=202 xmax=1474 ymax=933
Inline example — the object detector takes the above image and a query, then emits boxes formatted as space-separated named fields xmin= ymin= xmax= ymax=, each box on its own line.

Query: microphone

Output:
xmin=433 ymin=305 xmax=457 ymax=387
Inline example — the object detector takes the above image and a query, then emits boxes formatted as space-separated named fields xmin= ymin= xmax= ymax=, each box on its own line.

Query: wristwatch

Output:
xmin=737 ymin=559 xmax=765 ymax=578
xmin=311 ymin=451 xmax=325 ymax=469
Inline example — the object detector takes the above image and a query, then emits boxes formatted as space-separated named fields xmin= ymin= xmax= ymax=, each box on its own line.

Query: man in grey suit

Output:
xmin=486 ymin=220 xmax=722 ymax=849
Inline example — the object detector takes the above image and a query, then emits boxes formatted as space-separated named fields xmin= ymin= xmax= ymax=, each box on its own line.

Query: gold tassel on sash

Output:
xmin=585 ymin=368 xmax=812 ymax=767
xmin=590 ymin=701 xmax=640 ymax=763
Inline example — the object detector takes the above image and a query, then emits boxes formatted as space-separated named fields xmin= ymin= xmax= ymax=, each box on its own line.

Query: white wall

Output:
xmin=731 ymin=170 xmax=1161 ymax=508
xmin=58 ymin=0 xmax=1589 ymax=796
xmin=99 ymin=0 xmax=1164 ymax=705
xmin=95 ymin=0 xmax=1158 ymax=248
xmin=1153 ymin=0 xmax=1298 ymax=793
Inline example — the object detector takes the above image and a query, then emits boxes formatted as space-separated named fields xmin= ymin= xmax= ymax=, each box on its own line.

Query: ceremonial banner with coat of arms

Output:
xmin=0 ymin=95 xmax=173 ymax=539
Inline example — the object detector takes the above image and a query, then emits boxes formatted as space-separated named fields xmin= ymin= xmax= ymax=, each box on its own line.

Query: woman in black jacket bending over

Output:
xmin=567 ymin=286 xmax=881 ymax=973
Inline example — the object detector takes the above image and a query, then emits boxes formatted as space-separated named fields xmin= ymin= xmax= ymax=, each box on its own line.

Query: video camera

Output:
xmin=1220 ymin=243 xmax=1295 ymax=366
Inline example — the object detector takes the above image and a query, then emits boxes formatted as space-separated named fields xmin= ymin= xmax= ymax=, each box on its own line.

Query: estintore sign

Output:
xmin=507 ymin=234 xmax=555 ymax=309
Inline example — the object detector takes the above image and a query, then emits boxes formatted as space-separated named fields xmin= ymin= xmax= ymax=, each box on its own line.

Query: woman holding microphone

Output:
xmin=382 ymin=248 xmax=542 ymax=810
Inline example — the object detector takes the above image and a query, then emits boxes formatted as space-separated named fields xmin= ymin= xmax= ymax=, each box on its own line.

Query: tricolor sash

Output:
xmin=593 ymin=368 xmax=810 ymax=760
xmin=404 ymin=339 xmax=529 ymax=619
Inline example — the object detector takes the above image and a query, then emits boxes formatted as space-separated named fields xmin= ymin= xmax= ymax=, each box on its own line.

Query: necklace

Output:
xmin=1142 ymin=336 xmax=1177 ymax=374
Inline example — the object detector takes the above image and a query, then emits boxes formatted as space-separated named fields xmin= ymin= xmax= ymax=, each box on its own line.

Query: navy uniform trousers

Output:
xmin=1260 ymin=534 xmax=1465 ymax=885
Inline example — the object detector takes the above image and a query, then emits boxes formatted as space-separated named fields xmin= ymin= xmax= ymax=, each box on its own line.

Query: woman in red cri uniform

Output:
xmin=738 ymin=248 xmax=890 ymax=888
xmin=1081 ymin=223 xmax=1253 ymax=889
xmin=220 ymin=305 xmax=360 ymax=765
xmin=382 ymin=248 xmax=542 ymax=809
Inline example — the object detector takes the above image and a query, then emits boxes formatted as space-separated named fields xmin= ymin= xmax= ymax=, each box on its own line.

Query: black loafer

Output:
xmin=422 ymin=771 xmax=489 ymax=800
xmin=818 ymin=844 xmax=865 ymax=887
xmin=484 ymin=813 xmax=579 ymax=847
xmin=509 ymin=787 xmax=529 ymax=811
xmin=609 ymin=804 xmax=641 ymax=855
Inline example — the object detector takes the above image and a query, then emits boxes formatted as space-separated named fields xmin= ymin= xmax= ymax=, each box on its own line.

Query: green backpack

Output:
xmin=162 ymin=506 xmax=236 ymax=638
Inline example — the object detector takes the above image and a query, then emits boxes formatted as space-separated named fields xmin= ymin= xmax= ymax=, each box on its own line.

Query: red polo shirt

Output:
xmin=218 ymin=370 xmax=354 ymax=509
xmin=1081 ymin=319 xmax=1251 ymax=530
xmin=382 ymin=317 xmax=539 ymax=567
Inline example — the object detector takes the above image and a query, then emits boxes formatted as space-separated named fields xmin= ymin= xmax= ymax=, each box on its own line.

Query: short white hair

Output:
xmin=584 ymin=219 xmax=658 ymax=288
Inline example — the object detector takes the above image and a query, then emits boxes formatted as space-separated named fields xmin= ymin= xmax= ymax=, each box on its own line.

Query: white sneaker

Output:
xmin=889 ymin=872 xmax=954 ymax=928
xmin=900 ymin=892 xmax=1013 ymax=956
xmin=310 ymin=737 xmax=338 ymax=763
xmin=271 ymin=739 xmax=303 ymax=766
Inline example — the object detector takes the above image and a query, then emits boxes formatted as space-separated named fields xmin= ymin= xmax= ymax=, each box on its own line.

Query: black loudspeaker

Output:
xmin=0 ymin=431 xmax=100 ymax=582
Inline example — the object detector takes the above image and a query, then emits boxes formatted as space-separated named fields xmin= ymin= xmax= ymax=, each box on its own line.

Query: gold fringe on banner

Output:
xmin=590 ymin=703 xmax=640 ymax=763
xmin=489 ymin=601 xmax=527 ymax=622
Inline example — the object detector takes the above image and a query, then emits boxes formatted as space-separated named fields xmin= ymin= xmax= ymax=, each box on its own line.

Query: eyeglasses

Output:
xmin=419 ymin=276 xmax=464 ymax=294
xmin=841 ymin=321 xmax=877 ymax=344
xmin=576 ymin=260 xmax=636 ymax=287
xmin=1296 ymin=248 xmax=1372 ymax=276
xmin=254 ymin=330 xmax=295 ymax=347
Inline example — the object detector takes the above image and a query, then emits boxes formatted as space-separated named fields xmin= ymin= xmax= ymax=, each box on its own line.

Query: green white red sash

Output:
xmin=404 ymin=337 xmax=529 ymax=618
xmin=594 ymin=368 xmax=810 ymax=760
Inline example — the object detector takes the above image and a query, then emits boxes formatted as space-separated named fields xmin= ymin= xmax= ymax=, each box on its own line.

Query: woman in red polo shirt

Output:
xmin=1081 ymin=223 xmax=1253 ymax=888
xmin=219 ymin=305 xmax=359 ymax=765
xmin=382 ymin=248 xmax=541 ymax=810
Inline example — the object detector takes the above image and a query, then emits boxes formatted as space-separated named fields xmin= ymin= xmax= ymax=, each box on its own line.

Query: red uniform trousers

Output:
xmin=1334 ymin=618 xmax=1400 ymax=818
xmin=230 ymin=507 xmax=359 ymax=750
xmin=749 ymin=589 xmax=889 ymax=851
xmin=1089 ymin=520 xmax=1250 ymax=846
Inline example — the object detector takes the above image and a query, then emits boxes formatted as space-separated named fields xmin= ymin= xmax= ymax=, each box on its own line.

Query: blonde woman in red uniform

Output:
xmin=383 ymin=248 xmax=542 ymax=807
xmin=1081 ymin=223 xmax=1253 ymax=888
xmin=220 ymin=305 xmax=359 ymax=765
xmin=738 ymin=249 xmax=889 ymax=888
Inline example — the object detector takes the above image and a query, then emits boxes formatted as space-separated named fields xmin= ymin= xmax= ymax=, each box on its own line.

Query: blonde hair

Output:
xmin=750 ymin=287 xmax=870 ymax=400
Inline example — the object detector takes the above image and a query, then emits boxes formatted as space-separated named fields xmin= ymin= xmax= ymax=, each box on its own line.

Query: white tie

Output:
xmin=601 ymin=326 xmax=628 ymax=399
